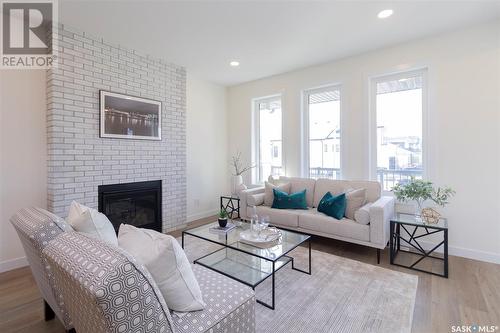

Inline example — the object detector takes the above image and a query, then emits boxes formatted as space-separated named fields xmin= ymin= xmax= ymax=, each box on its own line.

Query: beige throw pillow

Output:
xmin=118 ymin=224 xmax=205 ymax=312
xmin=66 ymin=201 xmax=118 ymax=246
xmin=264 ymin=181 xmax=291 ymax=206
xmin=345 ymin=188 xmax=367 ymax=220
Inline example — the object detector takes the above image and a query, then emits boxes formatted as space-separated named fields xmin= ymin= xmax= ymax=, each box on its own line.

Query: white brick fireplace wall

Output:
xmin=47 ymin=24 xmax=186 ymax=232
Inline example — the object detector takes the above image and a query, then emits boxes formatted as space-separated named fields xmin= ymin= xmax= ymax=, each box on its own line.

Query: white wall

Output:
xmin=0 ymin=70 xmax=229 ymax=272
xmin=187 ymin=74 xmax=229 ymax=221
xmin=0 ymin=70 xmax=47 ymax=272
xmin=227 ymin=21 xmax=500 ymax=263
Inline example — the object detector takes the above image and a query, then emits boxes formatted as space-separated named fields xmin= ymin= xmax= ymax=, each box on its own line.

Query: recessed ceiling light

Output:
xmin=377 ymin=9 xmax=393 ymax=19
xmin=229 ymin=61 xmax=240 ymax=67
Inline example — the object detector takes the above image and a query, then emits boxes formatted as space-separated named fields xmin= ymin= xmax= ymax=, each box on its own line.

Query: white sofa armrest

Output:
xmin=239 ymin=187 xmax=265 ymax=220
xmin=369 ymin=196 xmax=395 ymax=247
xmin=248 ymin=193 xmax=265 ymax=206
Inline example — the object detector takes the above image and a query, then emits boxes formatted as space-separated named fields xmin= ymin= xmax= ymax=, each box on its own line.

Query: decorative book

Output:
xmin=209 ymin=222 xmax=236 ymax=234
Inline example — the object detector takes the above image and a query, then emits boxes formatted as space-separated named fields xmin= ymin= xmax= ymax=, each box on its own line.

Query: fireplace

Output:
xmin=98 ymin=180 xmax=162 ymax=232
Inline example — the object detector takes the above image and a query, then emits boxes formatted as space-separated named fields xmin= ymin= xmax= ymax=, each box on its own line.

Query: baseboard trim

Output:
xmin=187 ymin=209 xmax=219 ymax=223
xmin=0 ymin=256 xmax=28 ymax=273
xmin=407 ymin=240 xmax=500 ymax=265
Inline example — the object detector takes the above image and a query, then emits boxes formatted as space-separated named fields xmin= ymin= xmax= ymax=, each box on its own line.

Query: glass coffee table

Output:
xmin=182 ymin=221 xmax=311 ymax=310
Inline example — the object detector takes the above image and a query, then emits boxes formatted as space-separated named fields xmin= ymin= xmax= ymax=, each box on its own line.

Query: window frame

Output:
xmin=301 ymin=84 xmax=343 ymax=179
xmin=368 ymin=68 xmax=429 ymax=193
xmin=252 ymin=94 xmax=284 ymax=184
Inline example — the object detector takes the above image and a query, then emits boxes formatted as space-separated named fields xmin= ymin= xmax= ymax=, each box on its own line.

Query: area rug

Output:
xmin=181 ymin=237 xmax=418 ymax=333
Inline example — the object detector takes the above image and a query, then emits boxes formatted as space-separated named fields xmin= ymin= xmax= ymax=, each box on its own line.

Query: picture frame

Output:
xmin=99 ymin=90 xmax=162 ymax=140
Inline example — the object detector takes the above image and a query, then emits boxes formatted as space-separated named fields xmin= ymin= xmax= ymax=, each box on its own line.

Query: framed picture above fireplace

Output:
xmin=100 ymin=90 xmax=162 ymax=140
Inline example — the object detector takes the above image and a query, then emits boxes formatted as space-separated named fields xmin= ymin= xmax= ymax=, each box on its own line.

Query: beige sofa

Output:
xmin=239 ymin=177 xmax=395 ymax=263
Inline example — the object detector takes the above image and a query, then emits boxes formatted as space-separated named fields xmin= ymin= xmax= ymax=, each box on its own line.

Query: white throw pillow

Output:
xmin=345 ymin=188 xmax=367 ymax=220
xmin=354 ymin=202 xmax=372 ymax=225
xmin=118 ymin=224 xmax=205 ymax=312
xmin=264 ymin=181 xmax=291 ymax=206
xmin=66 ymin=201 xmax=118 ymax=246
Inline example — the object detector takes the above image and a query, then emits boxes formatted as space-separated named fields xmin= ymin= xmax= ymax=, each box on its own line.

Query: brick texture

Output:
xmin=47 ymin=25 xmax=186 ymax=231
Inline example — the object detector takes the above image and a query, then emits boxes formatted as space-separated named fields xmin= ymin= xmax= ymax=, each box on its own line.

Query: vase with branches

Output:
xmin=230 ymin=152 xmax=255 ymax=195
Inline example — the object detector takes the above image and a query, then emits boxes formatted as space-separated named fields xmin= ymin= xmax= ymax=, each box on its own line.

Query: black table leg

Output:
xmin=181 ymin=232 xmax=185 ymax=249
xmin=390 ymin=221 xmax=395 ymax=264
xmin=291 ymin=239 xmax=311 ymax=275
xmin=44 ymin=300 xmax=55 ymax=321
xmin=255 ymin=261 xmax=276 ymax=310
xmin=444 ymin=229 xmax=449 ymax=278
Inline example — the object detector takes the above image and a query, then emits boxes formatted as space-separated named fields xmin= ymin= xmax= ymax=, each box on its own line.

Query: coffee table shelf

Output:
xmin=194 ymin=248 xmax=292 ymax=288
xmin=182 ymin=221 xmax=311 ymax=310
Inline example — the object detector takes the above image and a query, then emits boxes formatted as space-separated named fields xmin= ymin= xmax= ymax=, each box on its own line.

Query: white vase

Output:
xmin=232 ymin=175 xmax=247 ymax=196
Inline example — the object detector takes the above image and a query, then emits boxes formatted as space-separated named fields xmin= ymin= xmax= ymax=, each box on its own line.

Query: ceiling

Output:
xmin=59 ymin=1 xmax=500 ymax=86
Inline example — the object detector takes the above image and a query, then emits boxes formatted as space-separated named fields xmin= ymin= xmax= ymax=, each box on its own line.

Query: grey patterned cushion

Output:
xmin=10 ymin=207 xmax=73 ymax=329
xmin=172 ymin=265 xmax=255 ymax=333
xmin=42 ymin=232 xmax=176 ymax=333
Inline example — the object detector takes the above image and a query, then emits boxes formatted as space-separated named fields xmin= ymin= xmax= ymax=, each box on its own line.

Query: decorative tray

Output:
xmin=239 ymin=227 xmax=282 ymax=248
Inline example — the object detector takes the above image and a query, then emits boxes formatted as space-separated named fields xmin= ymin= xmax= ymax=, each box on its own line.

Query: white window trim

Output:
xmin=368 ymin=68 xmax=429 ymax=194
xmin=301 ymin=84 xmax=343 ymax=179
xmin=251 ymin=94 xmax=284 ymax=184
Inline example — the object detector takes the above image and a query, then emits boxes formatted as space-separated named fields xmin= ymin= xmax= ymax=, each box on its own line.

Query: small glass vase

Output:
xmin=415 ymin=201 xmax=424 ymax=222
xmin=250 ymin=206 xmax=258 ymax=234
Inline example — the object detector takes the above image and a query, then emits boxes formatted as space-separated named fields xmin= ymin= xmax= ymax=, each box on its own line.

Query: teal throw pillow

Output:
xmin=317 ymin=192 xmax=346 ymax=220
xmin=272 ymin=189 xmax=308 ymax=210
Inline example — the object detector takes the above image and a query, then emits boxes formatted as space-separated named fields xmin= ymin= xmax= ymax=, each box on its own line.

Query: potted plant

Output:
xmin=392 ymin=179 xmax=455 ymax=223
xmin=218 ymin=209 xmax=229 ymax=228
xmin=230 ymin=152 xmax=255 ymax=195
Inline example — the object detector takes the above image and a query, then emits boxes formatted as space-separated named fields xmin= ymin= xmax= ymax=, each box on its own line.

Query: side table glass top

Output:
xmin=392 ymin=212 xmax=448 ymax=229
xmin=184 ymin=221 xmax=310 ymax=262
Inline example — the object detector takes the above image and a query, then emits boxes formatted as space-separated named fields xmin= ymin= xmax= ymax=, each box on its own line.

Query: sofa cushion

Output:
xmin=118 ymin=224 xmax=205 ymax=312
xmin=250 ymin=205 xmax=299 ymax=228
xmin=317 ymin=192 xmax=346 ymax=220
xmin=298 ymin=209 xmax=370 ymax=242
xmin=345 ymin=188 xmax=367 ymax=219
xmin=313 ymin=179 xmax=345 ymax=207
xmin=313 ymin=179 xmax=381 ymax=207
xmin=264 ymin=181 xmax=291 ymax=206
xmin=172 ymin=265 xmax=255 ymax=333
xmin=279 ymin=176 xmax=316 ymax=207
xmin=272 ymin=189 xmax=308 ymax=210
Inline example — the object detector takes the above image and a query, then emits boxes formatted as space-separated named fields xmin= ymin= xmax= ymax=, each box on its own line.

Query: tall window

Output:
xmin=303 ymin=86 xmax=341 ymax=179
xmin=253 ymin=96 xmax=283 ymax=183
xmin=371 ymin=70 xmax=426 ymax=191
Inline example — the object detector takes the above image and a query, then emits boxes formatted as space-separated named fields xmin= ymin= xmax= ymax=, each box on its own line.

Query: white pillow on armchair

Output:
xmin=66 ymin=201 xmax=118 ymax=246
xmin=118 ymin=224 xmax=206 ymax=312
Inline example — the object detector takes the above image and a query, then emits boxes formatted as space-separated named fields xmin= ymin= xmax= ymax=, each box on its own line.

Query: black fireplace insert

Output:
xmin=98 ymin=180 xmax=162 ymax=233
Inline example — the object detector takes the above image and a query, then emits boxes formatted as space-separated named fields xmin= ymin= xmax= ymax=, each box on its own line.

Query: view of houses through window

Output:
xmin=375 ymin=71 xmax=425 ymax=190
xmin=254 ymin=96 xmax=283 ymax=183
xmin=253 ymin=72 xmax=424 ymax=189
xmin=305 ymin=87 xmax=341 ymax=179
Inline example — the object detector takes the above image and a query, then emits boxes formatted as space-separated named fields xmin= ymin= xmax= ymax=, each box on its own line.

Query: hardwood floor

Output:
xmin=1 ymin=218 xmax=499 ymax=333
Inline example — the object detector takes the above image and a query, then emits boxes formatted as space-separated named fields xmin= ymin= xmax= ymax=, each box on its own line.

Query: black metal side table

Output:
xmin=390 ymin=212 xmax=448 ymax=278
xmin=220 ymin=195 xmax=240 ymax=220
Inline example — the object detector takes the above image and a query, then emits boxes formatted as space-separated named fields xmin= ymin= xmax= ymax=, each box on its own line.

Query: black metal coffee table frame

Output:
xmin=182 ymin=227 xmax=311 ymax=310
